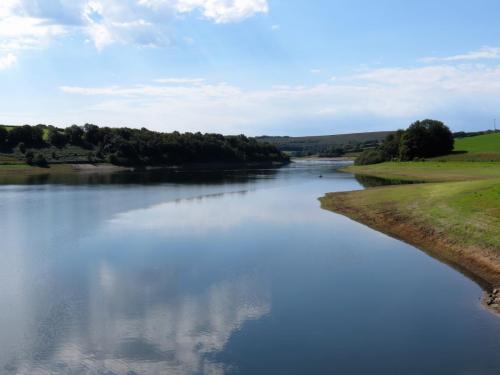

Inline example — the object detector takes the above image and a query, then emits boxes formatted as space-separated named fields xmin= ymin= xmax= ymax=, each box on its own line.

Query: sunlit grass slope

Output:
xmin=434 ymin=132 xmax=500 ymax=161
xmin=455 ymin=132 xmax=500 ymax=153
xmin=342 ymin=161 xmax=500 ymax=182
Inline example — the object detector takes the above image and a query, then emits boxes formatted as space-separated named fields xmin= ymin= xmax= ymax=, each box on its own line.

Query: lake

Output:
xmin=0 ymin=161 xmax=499 ymax=375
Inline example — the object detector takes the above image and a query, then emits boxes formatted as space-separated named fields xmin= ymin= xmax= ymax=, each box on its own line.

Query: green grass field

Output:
xmin=455 ymin=132 xmax=500 ymax=152
xmin=432 ymin=132 xmax=500 ymax=161
xmin=342 ymin=161 xmax=500 ymax=182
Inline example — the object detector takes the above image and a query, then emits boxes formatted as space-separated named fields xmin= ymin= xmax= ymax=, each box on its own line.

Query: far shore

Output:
xmin=291 ymin=156 xmax=355 ymax=162
xmin=320 ymin=161 xmax=500 ymax=315
xmin=0 ymin=163 xmax=130 ymax=176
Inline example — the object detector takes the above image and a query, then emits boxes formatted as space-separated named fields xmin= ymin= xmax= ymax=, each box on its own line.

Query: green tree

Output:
xmin=8 ymin=125 xmax=34 ymax=146
xmin=0 ymin=127 xmax=7 ymax=146
xmin=64 ymin=125 xmax=84 ymax=145
xmin=400 ymin=119 xmax=453 ymax=160
xmin=381 ymin=130 xmax=404 ymax=159
xmin=48 ymin=126 xmax=68 ymax=148
xmin=83 ymin=123 xmax=100 ymax=145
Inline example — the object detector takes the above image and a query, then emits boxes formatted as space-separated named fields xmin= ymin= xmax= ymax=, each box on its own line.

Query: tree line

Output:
xmin=355 ymin=119 xmax=454 ymax=165
xmin=0 ymin=124 xmax=289 ymax=167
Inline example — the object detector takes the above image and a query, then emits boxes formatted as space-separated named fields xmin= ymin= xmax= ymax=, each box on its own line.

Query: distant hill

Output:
xmin=255 ymin=131 xmax=394 ymax=156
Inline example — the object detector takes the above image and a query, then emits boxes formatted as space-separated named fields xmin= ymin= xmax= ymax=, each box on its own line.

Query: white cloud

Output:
xmin=58 ymin=63 xmax=500 ymax=133
xmin=139 ymin=0 xmax=269 ymax=23
xmin=0 ymin=0 xmax=268 ymax=54
xmin=0 ymin=15 xmax=68 ymax=51
xmin=81 ymin=1 xmax=168 ymax=51
xmin=154 ymin=77 xmax=206 ymax=84
xmin=422 ymin=46 xmax=500 ymax=63
xmin=0 ymin=53 xmax=17 ymax=70
xmin=271 ymin=24 xmax=279 ymax=30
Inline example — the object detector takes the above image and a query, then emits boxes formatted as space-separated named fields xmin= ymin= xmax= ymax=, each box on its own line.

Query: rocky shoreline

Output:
xmin=484 ymin=288 xmax=500 ymax=315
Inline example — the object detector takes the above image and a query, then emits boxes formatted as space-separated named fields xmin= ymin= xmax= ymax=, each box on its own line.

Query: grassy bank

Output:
xmin=341 ymin=161 xmax=500 ymax=182
xmin=320 ymin=158 xmax=500 ymax=313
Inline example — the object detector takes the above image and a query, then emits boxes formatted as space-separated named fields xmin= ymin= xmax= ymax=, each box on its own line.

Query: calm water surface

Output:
xmin=0 ymin=161 xmax=499 ymax=375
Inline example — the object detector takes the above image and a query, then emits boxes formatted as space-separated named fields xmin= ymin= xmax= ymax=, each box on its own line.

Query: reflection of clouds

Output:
xmin=9 ymin=268 xmax=270 ymax=375
xmin=108 ymin=187 xmax=325 ymax=236
xmin=0 ymin=244 xmax=30 ymax=373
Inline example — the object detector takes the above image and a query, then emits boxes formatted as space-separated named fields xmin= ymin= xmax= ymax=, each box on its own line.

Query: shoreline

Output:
xmin=319 ymin=176 xmax=500 ymax=316
xmin=0 ymin=163 xmax=130 ymax=175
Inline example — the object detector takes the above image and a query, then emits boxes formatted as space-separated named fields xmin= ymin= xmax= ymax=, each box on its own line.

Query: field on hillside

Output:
xmin=0 ymin=145 xmax=101 ymax=165
xmin=455 ymin=132 xmax=500 ymax=152
xmin=434 ymin=132 xmax=500 ymax=161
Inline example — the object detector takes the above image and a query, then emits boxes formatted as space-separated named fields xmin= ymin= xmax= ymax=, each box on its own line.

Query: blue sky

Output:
xmin=1 ymin=0 xmax=500 ymax=135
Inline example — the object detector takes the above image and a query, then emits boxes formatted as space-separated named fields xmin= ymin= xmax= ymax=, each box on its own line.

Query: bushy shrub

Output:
xmin=355 ymin=149 xmax=387 ymax=165
xmin=33 ymin=154 xmax=48 ymax=167
xmin=25 ymin=150 xmax=34 ymax=164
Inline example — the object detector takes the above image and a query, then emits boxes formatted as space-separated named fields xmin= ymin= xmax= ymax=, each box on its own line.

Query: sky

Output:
xmin=1 ymin=0 xmax=500 ymax=136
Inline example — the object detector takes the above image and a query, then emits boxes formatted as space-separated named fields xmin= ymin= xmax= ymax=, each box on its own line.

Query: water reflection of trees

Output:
xmin=0 ymin=167 xmax=281 ymax=186
xmin=355 ymin=175 xmax=418 ymax=188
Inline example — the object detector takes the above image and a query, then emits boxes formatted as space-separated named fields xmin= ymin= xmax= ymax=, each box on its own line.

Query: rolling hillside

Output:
xmin=256 ymin=131 xmax=394 ymax=156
